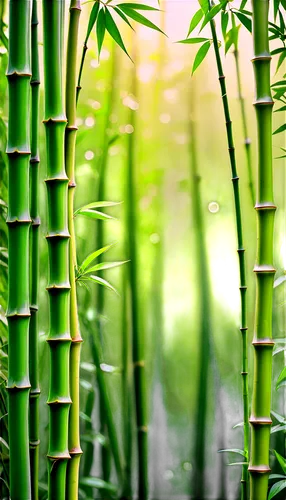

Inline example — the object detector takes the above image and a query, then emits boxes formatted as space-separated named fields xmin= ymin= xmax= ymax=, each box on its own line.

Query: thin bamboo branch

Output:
xmin=209 ymin=8 xmax=249 ymax=499
xmin=65 ymin=2 xmax=83 ymax=498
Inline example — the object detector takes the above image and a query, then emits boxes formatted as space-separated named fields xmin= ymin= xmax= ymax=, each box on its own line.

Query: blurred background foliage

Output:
xmin=0 ymin=0 xmax=285 ymax=499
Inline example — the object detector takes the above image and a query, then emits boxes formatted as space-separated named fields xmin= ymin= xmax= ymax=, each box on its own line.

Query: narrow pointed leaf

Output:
xmin=74 ymin=201 xmax=121 ymax=215
xmin=87 ymin=275 xmax=118 ymax=294
xmin=113 ymin=6 xmax=134 ymax=30
xmin=80 ymin=477 xmax=117 ymax=494
xmin=86 ymin=1 xmax=100 ymax=41
xmin=79 ymin=243 xmax=116 ymax=272
xmin=84 ymin=260 xmax=129 ymax=274
xmin=116 ymin=3 xmax=160 ymax=10
xmin=276 ymin=366 xmax=286 ymax=390
xmin=187 ymin=8 xmax=204 ymax=36
xmin=105 ymin=7 xmax=131 ymax=59
xmin=200 ymin=1 xmax=226 ymax=31
xmin=118 ymin=6 xmax=165 ymax=34
xmin=192 ymin=41 xmax=211 ymax=74
xmin=76 ymin=209 xmax=115 ymax=221
xmin=96 ymin=8 xmax=106 ymax=59
xmin=273 ymin=123 xmax=286 ymax=135
xmin=233 ymin=10 xmax=252 ymax=32
xmin=268 ymin=480 xmax=286 ymax=500
xmin=218 ymin=448 xmax=247 ymax=457
xmin=221 ymin=10 xmax=229 ymax=39
xmin=179 ymin=37 xmax=209 ymax=44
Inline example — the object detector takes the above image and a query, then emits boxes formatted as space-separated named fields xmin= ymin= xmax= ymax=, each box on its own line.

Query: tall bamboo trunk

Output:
xmin=249 ymin=1 xmax=275 ymax=498
xmin=6 ymin=1 xmax=32 ymax=498
xmin=65 ymin=2 xmax=83 ymax=498
xmin=126 ymin=46 xmax=149 ymax=500
xmin=29 ymin=1 xmax=40 ymax=498
xmin=209 ymin=11 xmax=249 ymax=499
xmin=42 ymin=2 xmax=72 ymax=498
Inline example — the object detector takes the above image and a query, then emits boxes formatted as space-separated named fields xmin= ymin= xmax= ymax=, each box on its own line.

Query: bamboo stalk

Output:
xmin=29 ymin=2 xmax=40 ymax=498
xmin=209 ymin=10 xmax=249 ymax=499
xmin=126 ymin=47 xmax=149 ymax=500
xmin=42 ymin=2 xmax=72 ymax=498
xmin=231 ymin=13 xmax=255 ymax=207
xmin=249 ymin=1 xmax=275 ymax=498
xmin=65 ymin=2 xmax=83 ymax=498
xmin=6 ymin=1 xmax=32 ymax=498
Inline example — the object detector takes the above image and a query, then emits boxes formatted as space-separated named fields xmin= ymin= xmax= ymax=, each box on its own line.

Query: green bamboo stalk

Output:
xmin=65 ymin=2 xmax=83 ymax=498
xmin=248 ymin=1 xmax=275 ymax=498
xmin=6 ymin=1 xmax=32 ymax=498
xmin=126 ymin=47 xmax=148 ymax=500
xmin=231 ymin=13 xmax=255 ymax=207
xmin=82 ymin=388 xmax=96 ymax=497
xmin=209 ymin=10 xmax=249 ymax=500
xmin=42 ymin=2 xmax=72 ymax=498
xmin=29 ymin=2 xmax=40 ymax=499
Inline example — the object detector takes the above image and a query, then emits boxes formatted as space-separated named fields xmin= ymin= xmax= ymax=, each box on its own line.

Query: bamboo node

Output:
xmin=253 ymin=264 xmax=276 ymax=274
xmin=30 ymin=79 xmax=40 ymax=87
xmin=47 ymin=451 xmax=71 ymax=460
xmin=31 ymin=216 xmax=41 ymax=227
xmin=45 ymin=176 xmax=69 ymax=184
xmin=46 ymin=231 xmax=70 ymax=239
xmin=68 ymin=181 xmax=77 ymax=188
xmin=29 ymin=439 xmax=40 ymax=448
xmin=6 ymin=217 xmax=31 ymax=225
xmin=30 ymin=388 xmax=41 ymax=397
xmin=6 ymin=310 xmax=31 ymax=318
xmin=252 ymin=338 xmax=274 ymax=347
xmin=66 ymin=125 xmax=78 ymax=131
xmin=47 ymin=397 xmax=72 ymax=406
xmin=30 ymin=155 xmax=40 ymax=164
xmin=237 ymin=249 xmax=245 ymax=255
xmin=251 ymin=54 xmax=271 ymax=62
xmin=43 ymin=117 xmax=67 ymax=125
xmin=240 ymin=327 xmax=248 ymax=331
xmin=69 ymin=447 xmax=83 ymax=456
xmin=30 ymin=304 xmax=39 ymax=312
xmin=6 ymin=148 xmax=31 ymax=156
xmin=249 ymin=415 xmax=272 ymax=425
xmin=248 ymin=465 xmax=271 ymax=474
xmin=218 ymin=75 xmax=225 ymax=80
xmin=245 ymin=138 xmax=251 ymax=145
xmin=255 ymin=202 xmax=276 ymax=211
xmin=6 ymin=70 xmax=32 ymax=79
xmin=253 ymin=97 xmax=274 ymax=107
xmin=231 ymin=175 xmax=239 ymax=181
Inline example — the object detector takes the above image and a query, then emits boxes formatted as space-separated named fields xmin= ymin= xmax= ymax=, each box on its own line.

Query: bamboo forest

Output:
xmin=0 ymin=0 xmax=286 ymax=499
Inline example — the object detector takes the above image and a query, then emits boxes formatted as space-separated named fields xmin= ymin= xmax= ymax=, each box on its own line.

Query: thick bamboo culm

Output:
xmin=65 ymin=1 xmax=83 ymax=498
xmin=209 ymin=11 xmax=249 ymax=500
xmin=42 ymin=1 xmax=72 ymax=498
xmin=249 ymin=1 xmax=275 ymax=499
xmin=29 ymin=1 xmax=41 ymax=498
xmin=6 ymin=1 xmax=32 ymax=498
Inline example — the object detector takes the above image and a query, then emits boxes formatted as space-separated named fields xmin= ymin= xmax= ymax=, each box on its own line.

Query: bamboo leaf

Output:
xmin=86 ymin=275 xmax=118 ymax=294
xmin=83 ymin=260 xmax=129 ymax=275
xmin=221 ymin=10 xmax=229 ymax=40
xmin=178 ymin=37 xmax=209 ymax=44
xmin=276 ymin=51 xmax=286 ymax=73
xmin=198 ymin=0 xmax=209 ymax=14
xmin=187 ymin=8 xmax=204 ymax=36
xmin=192 ymin=41 xmax=211 ymax=74
xmin=268 ymin=480 xmax=286 ymax=500
xmin=96 ymin=8 xmax=106 ymax=59
xmin=274 ymin=105 xmax=286 ymax=112
xmin=113 ymin=6 xmax=134 ymax=30
xmin=273 ymin=123 xmax=286 ymax=135
xmin=274 ymin=0 xmax=280 ymax=20
xmin=276 ymin=367 xmax=286 ymax=390
xmin=80 ymin=477 xmax=117 ymax=494
xmin=200 ymin=1 xmax=226 ymax=31
xmin=227 ymin=461 xmax=248 ymax=466
xmin=79 ymin=243 xmax=116 ymax=273
xmin=218 ymin=448 xmax=247 ymax=457
xmin=240 ymin=0 xmax=248 ymax=8
xmin=274 ymin=274 xmax=286 ymax=287
xmin=233 ymin=421 xmax=243 ymax=428
xmin=0 ymin=437 xmax=9 ymax=450
xmin=105 ymin=7 xmax=131 ymax=60
xmin=118 ymin=5 xmax=165 ymax=34
xmin=116 ymin=3 xmax=160 ymax=10
xmin=225 ymin=25 xmax=240 ymax=54
xmin=269 ymin=474 xmax=286 ymax=480
xmin=75 ymin=209 xmax=115 ymax=221
xmin=85 ymin=1 xmax=100 ymax=42
xmin=79 ymin=411 xmax=92 ymax=423
xmin=74 ymin=201 xmax=121 ymax=215
xmin=271 ymin=410 xmax=286 ymax=423
xmin=233 ymin=10 xmax=252 ymax=32
xmin=271 ymin=424 xmax=286 ymax=433
xmin=273 ymin=450 xmax=286 ymax=474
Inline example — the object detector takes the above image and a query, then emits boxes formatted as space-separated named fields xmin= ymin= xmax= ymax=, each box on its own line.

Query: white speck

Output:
xmin=160 ymin=113 xmax=171 ymax=124
xmin=125 ymin=124 xmax=134 ymax=134
xmin=76 ymin=118 xmax=83 ymax=126
xmin=85 ymin=151 xmax=94 ymax=161
xmin=150 ymin=233 xmax=160 ymax=244
xmin=183 ymin=461 xmax=192 ymax=471
xmin=164 ymin=470 xmax=174 ymax=480
xmin=208 ymin=201 xmax=220 ymax=213
xmin=85 ymin=117 xmax=95 ymax=127
xmin=90 ymin=59 xmax=99 ymax=69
